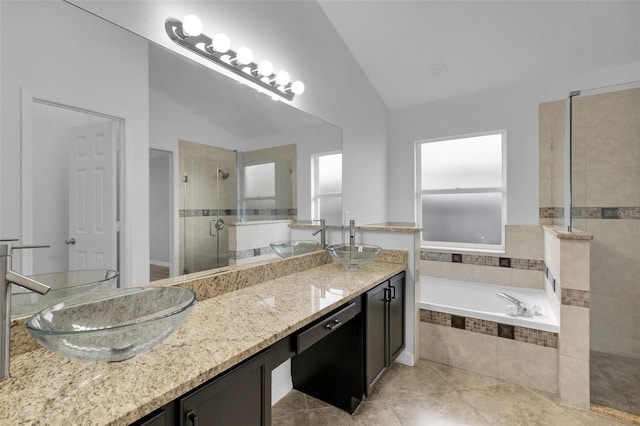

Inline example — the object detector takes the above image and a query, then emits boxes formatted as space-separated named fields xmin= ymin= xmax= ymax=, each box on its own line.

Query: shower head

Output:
xmin=218 ymin=169 xmax=230 ymax=180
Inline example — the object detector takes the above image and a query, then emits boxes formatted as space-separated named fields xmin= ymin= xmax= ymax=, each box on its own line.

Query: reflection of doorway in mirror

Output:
xmin=24 ymin=100 xmax=123 ymax=278
xmin=149 ymin=149 xmax=173 ymax=281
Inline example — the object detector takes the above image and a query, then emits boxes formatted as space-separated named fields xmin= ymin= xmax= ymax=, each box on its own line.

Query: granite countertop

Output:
xmin=0 ymin=259 xmax=405 ymax=425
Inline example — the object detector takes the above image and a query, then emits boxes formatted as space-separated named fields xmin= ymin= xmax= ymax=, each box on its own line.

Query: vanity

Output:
xmin=2 ymin=251 xmax=407 ymax=425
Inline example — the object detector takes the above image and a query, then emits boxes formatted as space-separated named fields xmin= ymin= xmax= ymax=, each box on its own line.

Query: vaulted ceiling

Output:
xmin=319 ymin=1 xmax=640 ymax=109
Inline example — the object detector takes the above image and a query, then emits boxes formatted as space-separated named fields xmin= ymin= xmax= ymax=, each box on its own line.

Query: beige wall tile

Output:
xmin=447 ymin=327 xmax=497 ymax=378
xmin=591 ymin=293 xmax=640 ymax=358
xmin=590 ymin=256 xmax=640 ymax=298
xmin=510 ymin=269 xmax=544 ymax=289
xmin=497 ymin=339 xmax=558 ymax=394
xmin=440 ymin=262 xmax=476 ymax=281
xmin=505 ymin=225 xmax=544 ymax=260
xmin=419 ymin=322 xmax=449 ymax=365
xmin=588 ymin=220 xmax=640 ymax=261
xmin=586 ymin=167 xmax=640 ymax=207
xmin=473 ymin=265 xmax=512 ymax=287
xmin=571 ymin=169 xmax=586 ymax=208
xmin=544 ymin=230 xmax=561 ymax=279
xmin=559 ymin=239 xmax=590 ymax=291
xmin=420 ymin=260 xmax=442 ymax=278
xmin=559 ymin=305 xmax=589 ymax=359
xmin=559 ymin=355 xmax=590 ymax=410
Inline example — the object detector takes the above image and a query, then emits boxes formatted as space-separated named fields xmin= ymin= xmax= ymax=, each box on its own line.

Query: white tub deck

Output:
xmin=420 ymin=276 xmax=559 ymax=333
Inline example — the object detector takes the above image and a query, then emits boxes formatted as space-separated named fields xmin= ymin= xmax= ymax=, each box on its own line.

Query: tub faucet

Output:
xmin=311 ymin=219 xmax=326 ymax=249
xmin=496 ymin=292 xmax=534 ymax=317
xmin=0 ymin=241 xmax=51 ymax=381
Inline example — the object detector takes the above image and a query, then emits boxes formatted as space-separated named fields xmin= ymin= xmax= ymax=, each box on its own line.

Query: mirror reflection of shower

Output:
xmin=218 ymin=169 xmax=230 ymax=180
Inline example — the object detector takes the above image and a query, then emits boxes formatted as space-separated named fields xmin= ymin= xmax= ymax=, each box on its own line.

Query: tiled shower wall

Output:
xmin=420 ymin=225 xmax=544 ymax=289
xmin=571 ymin=87 xmax=640 ymax=359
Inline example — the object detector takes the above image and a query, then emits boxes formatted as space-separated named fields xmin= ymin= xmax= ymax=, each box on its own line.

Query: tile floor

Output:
xmin=273 ymin=359 xmax=634 ymax=425
xmin=591 ymin=351 xmax=640 ymax=416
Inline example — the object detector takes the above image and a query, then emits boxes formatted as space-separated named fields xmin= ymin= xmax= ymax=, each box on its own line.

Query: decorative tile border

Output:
xmin=540 ymin=207 xmax=564 ymax=219
xmin=180 ymin=208 xmax=297 ymax=218
xmin=421 ymin=250 xmax=544 ymax=272
xmin=561 ymin=288 xmax=590 ymax=308
xmin=515 ymin=326 xmax=558 ymax=348
xmin=420 ymin=309 xmax=558 ymax=348
xmin=540 ymin=207 xmax=640 ymax=220
xmin=229 ymin=246 xmax=273 ymax=260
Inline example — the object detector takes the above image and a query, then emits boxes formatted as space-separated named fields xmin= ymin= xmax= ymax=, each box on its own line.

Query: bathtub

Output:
xmin=420 ymin=276 xmax=559 ymax=333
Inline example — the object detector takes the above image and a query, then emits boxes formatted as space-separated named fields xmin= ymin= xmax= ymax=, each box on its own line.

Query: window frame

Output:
xmin=311 ymin=151 xmax=343 ymax=222
xmin=415 ymin=129 xmax=507 ymax=252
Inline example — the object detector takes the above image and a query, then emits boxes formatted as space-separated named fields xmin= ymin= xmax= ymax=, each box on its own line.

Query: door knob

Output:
xmin=65 ymin=237 xmax=76 ymax=245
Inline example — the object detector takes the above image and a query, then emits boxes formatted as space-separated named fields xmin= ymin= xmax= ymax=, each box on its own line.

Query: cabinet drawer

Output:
xmin=297 ymin=300 xmax=360 ymax=353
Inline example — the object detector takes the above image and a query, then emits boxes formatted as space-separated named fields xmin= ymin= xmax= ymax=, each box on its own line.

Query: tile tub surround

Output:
xmin=2 ymin=258 xmax=406 ymax=425
xmin=420 ymin=316 xmax=559 ymax=394
xmin=421 ymin=225 xmax=546 ymax=289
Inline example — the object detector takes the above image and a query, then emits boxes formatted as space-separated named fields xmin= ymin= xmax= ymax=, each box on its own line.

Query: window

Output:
xmin=242 ymin=162 xmax=276 ymax=210
xmin=312 ymin=152 xmax=342 ymax=224
xmin=416 ymin=130 xmax=506 ymax=251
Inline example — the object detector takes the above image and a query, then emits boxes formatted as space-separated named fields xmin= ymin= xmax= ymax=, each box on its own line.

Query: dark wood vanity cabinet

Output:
xmin=364 ymin=272 xmax=405 ymax=395
xmin=130 ymin=349 xmax=271 ymax=426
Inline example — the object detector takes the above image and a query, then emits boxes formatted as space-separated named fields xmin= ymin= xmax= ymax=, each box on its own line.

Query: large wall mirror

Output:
xmin=1 ymin=1 xmax=341 ymax=288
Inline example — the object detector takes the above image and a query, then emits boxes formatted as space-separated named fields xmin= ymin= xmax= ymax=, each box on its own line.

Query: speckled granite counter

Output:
xmin=1 ymin=257 xmax=405 ymax=425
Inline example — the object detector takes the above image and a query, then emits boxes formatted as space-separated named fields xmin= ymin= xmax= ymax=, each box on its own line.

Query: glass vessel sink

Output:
xmin=26 ymin=286 xmax=197 ymax=362
xmin=326 ymin=244 xmax=382 ymax=270
xmin=270 ymin=240 xmax=319 ymax=258
xmin=11 ymin=269 xmax=119 ymax=318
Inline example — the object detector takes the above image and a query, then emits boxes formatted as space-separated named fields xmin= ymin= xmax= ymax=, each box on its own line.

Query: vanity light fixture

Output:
xmin=165 ymin=15 xmax=305 ymax=101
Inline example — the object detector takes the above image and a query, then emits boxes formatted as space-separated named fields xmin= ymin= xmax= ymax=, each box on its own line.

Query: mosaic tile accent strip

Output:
xmin=229 ymin=246 xmax=273 ymax=260
xmin=514 ymin=326 xmax=558 ymax=348
xmin=420 ymin=310 xmax=451 ymax=327
xmin=543 ymin=207 xmax=640 ymax=221
xmin=451 ymin=315 xmax=466 ymax=329
xmin=497 ymin=323 xmax=514 ymax=339
xmin=180 ymin=208 xmax=297 ymax=218
xmin=561 ymin=288 xmax=590 ymax=308
xmin=421 ymin=250 xmax=544 ymax=272
xmin=420 ymin=309 xmax=557 ymax=348
xmin=539 ymin=207 xmax=564 ymax=219
xmin=465 ymin=318 xmax=498 ymax=336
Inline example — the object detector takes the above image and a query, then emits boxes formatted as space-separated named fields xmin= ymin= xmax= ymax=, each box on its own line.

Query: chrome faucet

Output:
xmin=311 ymin=219 xmax=326 ymax=249
xmin=1 ymin=241 xmax=51 ymax=380
xmin=496 ymin=292 xmax=534 ymax=317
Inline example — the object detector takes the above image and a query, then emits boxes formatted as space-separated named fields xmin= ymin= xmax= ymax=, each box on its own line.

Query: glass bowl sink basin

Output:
xmin=326 ymin=244 xmax=382 ymax=270
xmin=26 ymin=286 xmax=197 ymax=362
xmin=270 ymin=240 xmax=319 ymax=258
xmin=11 ymin=269 xmax=119 ymax=318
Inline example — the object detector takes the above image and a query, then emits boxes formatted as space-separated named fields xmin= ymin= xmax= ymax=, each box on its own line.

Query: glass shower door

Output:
xmin=181 ymin=154 xmax=234 ymax=274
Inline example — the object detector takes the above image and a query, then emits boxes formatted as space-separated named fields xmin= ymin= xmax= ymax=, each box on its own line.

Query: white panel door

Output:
xmin=68 ymin=122 xmax=117 ymax=270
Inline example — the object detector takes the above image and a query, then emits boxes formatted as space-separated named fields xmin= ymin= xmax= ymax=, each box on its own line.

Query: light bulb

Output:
xmin=275 ymin=71 xmax=290 ymax=86
xmin=257 ymin=60 xmax=274 ymax=76
xmin=182 ymin=15 xmax=203 ymax=37
xmin=290 ymin=81 xmax=305 ymax=95
xmin=212 ymin=33 xmax=230 ymax=53
xmin=236 ymin=47 xmax=253 ymax=65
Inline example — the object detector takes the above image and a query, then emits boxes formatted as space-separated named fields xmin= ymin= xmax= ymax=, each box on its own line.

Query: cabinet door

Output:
xmin=364 ymin=282 xmax=387 ymax=395
xmin=180 ymin=349 xmax=271 ymax=426
xmin=387 ymin=273 xmax=405 ymax=364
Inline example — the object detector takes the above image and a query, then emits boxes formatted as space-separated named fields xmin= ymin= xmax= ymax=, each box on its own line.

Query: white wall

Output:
xmin=69 ymin=0 xmax=390 ymax=225
xmin=0 ymin=1 xmax=149 ymax=285
xmin=388 ymin=61 xmax=640 ymax=226
xmin=149 ymin=149 xmax=172 ymax=266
